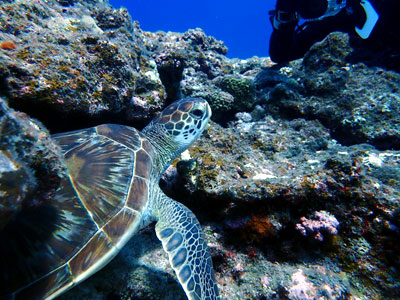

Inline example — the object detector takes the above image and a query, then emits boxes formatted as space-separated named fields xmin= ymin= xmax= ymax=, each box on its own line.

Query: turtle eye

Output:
xmin=191 ymin=109 xmax=203 ymax=119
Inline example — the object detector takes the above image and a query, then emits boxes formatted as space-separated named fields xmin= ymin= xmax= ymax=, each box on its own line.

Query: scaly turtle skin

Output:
xmin=0 ymin=97 xmax=219 ymax=300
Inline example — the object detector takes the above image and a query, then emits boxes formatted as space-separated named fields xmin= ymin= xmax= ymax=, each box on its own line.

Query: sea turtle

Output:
xmin=0 ymin=97 xmax=219 ymax=300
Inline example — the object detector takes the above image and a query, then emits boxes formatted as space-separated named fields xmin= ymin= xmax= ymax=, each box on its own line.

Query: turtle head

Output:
xmin=142 ymin=97 xmax=211 ymax=170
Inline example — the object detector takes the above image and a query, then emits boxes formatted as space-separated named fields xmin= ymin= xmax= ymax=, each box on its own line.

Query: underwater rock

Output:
xmin=94 ymin=7 xmax=133 ymax=31
xmin=0 ymin=0 xmax=267 ymax=129
xmin=182 ymin=28 xmax=227 ymax=56
xmin=58 ymin=218 xmax=351 ymax=300
xmin=156 ymin=50 xmax=186 ymax=100
xmin=140 ymin=27 xmax=270 ymax=122
xmin=0 ymin=1 xmax=399 ymax=299
xmin=167 ymin=115 xmax=400 ymax=299
xmin=0 ymin=0 xmax=166 ymax=131
xmin=56 ymin=0 xmax=77 ymax=6
xmin=0 ymin=150 xmax=34 ymax=230
xmin=260 ymin=32 xmax=400 ymax=150
xmin=0 ymin=98 xmax=67 ymax=229
xmin=216 ymin=75 xmax=256 ymax=111
xmin=302 ymin=32 xmax=353 ymax=73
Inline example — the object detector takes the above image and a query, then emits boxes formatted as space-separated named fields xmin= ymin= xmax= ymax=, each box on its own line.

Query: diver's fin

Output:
xmin=355 ymin=0 xmax=379 ymax=39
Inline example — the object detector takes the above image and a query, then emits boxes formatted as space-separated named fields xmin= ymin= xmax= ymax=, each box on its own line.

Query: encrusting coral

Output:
xmin=296 ymin=210 xmax=339 ymax=241
xmin=0 ymin=0 xmax=399 ymax=299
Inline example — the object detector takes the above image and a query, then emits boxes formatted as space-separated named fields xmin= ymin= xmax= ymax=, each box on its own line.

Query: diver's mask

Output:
xmin=298 ymin=0 xmax=347 ymax=21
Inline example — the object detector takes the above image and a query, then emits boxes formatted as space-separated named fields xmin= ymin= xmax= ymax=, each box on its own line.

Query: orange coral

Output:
xmin=245 ymin=215 xmax=276 ymax=242
xmin=0 ymin=41 xmax=17 ymax=50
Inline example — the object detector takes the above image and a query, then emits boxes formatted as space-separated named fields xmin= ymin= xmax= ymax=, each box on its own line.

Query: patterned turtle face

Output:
xmin=155 ymin=97 xmax=211 ymax=147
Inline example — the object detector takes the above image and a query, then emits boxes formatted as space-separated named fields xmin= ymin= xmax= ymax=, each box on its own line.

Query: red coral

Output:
xmin=245 ymin=215 xmax=276 ymax=242
xmin=0 ymin=41 xmax=17 ymax=50
xmin=225 ymin=215 xmax=278 ymax=244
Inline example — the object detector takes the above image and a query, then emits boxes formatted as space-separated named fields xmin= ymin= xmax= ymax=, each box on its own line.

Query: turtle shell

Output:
xmin=0 ymin=124 xmax=156 ymax=299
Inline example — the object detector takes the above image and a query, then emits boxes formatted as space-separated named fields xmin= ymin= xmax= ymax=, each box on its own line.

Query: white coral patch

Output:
xmin=288 ymin=269 xmax=317 ymax=300
xmin=47 ymin=15 xmax=103 ymax=34
xmin=306 ymin=159 xmax=319 ymax=164
xmin=80 ymin=15 xmax=104 ymax=34
xmin=180 ymin=150 xmax=191 ymax=161
xmin=279 ymin=66 xmax=293 ymax=76
xmin=362 ymin=152 xmax=383 ymax=167
xmin=253 ymin=173 xmax=276 ymax=180
xmin=144 ymin=70 xmax=159 ymax=82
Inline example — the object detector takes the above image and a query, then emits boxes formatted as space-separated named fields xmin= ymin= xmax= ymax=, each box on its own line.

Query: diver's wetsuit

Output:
xmin=269 ymin=0 xmax=400 ymax=71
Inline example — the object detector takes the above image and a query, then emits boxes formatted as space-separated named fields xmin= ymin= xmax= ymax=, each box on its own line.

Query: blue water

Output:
xmin=108 ymin=0 xmax=276 ymax=59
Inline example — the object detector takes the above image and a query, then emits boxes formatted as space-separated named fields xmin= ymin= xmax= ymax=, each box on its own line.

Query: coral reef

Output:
xmin=296 ymin=210 xmax=339 ymax=241
xmin=259 ymin=32 xmax=400 ymax=150
xmin=168 ymin=114 xmax=400 ymax=298
xmin=0 ymin=0 xmax=166 ymax=130
xmin=0 ymin=0 xmax=399 ymax=299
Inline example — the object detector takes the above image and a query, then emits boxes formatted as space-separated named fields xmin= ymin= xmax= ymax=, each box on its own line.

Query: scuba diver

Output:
xmin=269 ymin=0 xmax=400 ymax=71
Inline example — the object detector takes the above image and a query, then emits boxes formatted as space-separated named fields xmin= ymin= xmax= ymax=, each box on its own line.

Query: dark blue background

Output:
xmin=108 ymin=0 xmax=276 ymax=59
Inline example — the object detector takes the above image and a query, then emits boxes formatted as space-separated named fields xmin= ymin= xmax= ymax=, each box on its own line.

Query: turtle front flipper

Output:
xmin=154 ymin=195 xmax=219 ymax=300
